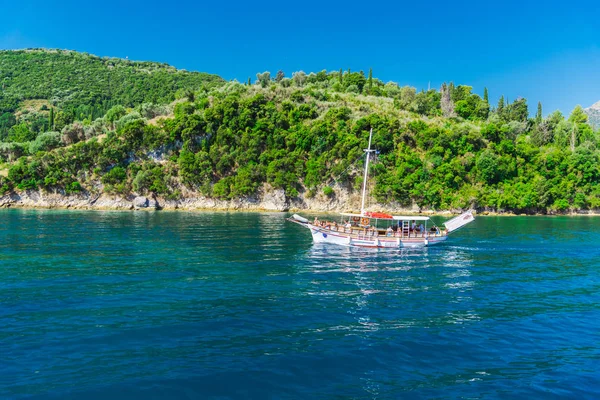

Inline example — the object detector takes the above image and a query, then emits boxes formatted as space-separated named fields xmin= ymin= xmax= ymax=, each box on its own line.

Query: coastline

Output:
xmin=2 ymin=188 xmax=600 ymax=216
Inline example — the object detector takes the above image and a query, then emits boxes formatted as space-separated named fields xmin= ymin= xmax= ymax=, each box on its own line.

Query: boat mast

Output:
xmin=360 ymin=128 xmax=375 ymax=216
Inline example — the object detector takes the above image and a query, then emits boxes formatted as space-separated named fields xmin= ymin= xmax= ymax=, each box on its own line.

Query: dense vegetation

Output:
xmin=1 ymin=50 xmax=599 ymax=213
xmin=0 ymin=49 xmax=223 ymax=117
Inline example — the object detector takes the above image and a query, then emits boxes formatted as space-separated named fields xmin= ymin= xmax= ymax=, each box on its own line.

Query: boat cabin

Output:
xmin=328 ymin=212 xmax=443 ymax=238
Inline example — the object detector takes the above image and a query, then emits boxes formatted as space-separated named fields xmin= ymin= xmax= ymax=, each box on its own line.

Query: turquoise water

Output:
xmin=1 ymin=209 xmax=599 ymax=399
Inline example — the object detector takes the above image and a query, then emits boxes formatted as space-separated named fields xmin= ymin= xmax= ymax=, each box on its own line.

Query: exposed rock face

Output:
xmin=584 ymin=101 xmax=600 ymax=129
xmin=133 ymin=196 xmax=149 ymax=209
xmin=0 ymin=184 xmax=454 ymax=214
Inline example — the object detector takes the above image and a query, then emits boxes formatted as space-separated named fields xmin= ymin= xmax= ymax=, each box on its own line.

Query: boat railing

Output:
xmin=315 ymin=224 xmax=446 ymax=239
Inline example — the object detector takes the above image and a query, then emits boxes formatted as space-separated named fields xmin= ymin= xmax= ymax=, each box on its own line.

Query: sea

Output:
xmin=1 ymin=209 xmax=599 ymax=399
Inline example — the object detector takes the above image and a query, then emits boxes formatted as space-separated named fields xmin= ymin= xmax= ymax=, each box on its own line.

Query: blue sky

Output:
xmin=1 ymin=0 xmax=599 ymax=115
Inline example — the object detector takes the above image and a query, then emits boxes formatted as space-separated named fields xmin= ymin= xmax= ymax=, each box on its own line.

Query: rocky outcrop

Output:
xmin=584 ymin=101 xmax=600 ymax=130
xmin=0 ymin=184 xmax=409 ymax=213
xmin=3 ymin=185 xmax=598 ymax=215
xmin=132 ymin=196 xmax=159 ymax=209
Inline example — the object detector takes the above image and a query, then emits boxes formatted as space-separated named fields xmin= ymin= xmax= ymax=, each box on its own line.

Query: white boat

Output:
xmin=287 ymin=128 xmax=475 ymax=248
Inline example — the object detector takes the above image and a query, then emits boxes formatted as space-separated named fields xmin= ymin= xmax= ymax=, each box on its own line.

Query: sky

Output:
xmin=1 ymin=0 xmax=599 ymax=115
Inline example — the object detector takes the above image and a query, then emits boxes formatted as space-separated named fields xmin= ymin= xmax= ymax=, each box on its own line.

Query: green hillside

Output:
xmin=0 ymin=49 xmax=224 ymax=117
xmin=1 ymin=51 xmax=599 ymax=213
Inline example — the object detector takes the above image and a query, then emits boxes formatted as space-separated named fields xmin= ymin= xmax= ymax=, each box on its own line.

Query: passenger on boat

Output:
xmin=313 ymin=217 xmax=319 ymax=225
xmin=418 ymin=223 xmax=424 ymax=233
xmin=344 ymin=221 xmax=352 ymax=233
xmin=386 ymin=226 xmax=393 ymax=237
xmin=411 ymin=221 xmax=417 ymax=231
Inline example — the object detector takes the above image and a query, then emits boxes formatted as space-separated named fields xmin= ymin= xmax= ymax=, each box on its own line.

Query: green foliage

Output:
xmin=105 ymin=105 xmax=127 ymax=127
xmin=0 ymin=49 xmax=224 ymax=115
xmin=1 ymin=50 xmax=599 ymax=214
xmin=101 ymin=166 xmax=127 ymax=185
xmin=132 ymin=164 xmax=168 ymax=194
xmin=29 ymin=132 xmax=61 ymax=154
xmin=8 ymin=123 xmax=35 ymax=142
xmin=0 ymin=112 xmax=17 ymax=140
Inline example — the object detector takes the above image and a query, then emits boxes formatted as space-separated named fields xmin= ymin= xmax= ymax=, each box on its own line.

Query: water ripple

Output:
xmin=0 ymin=210 xmax=599 ymax=399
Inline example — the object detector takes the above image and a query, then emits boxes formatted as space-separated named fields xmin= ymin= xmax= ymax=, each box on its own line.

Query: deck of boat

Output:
xmin=309 ymin=224 xmax=446 ymax=240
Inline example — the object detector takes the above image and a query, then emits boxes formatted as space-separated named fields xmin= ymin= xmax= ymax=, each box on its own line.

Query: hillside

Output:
xmin=584 ymin=101 xmax=600 ymax=130
xmin=0 ymin=49 xmax=224 ymax=117
xmin=1 ymin=50 xmax=600 ymax=214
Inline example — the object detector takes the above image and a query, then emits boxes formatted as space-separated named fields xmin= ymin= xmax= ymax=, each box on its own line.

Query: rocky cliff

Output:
xmin=584 ymin=101 xmax=600 ymax=129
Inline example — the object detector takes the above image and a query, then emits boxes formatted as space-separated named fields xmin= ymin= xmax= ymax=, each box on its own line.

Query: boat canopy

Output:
xmin=340 ymin=212 xmax=430 ymax=221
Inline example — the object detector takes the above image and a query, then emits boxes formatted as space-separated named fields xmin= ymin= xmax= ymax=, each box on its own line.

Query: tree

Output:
xmin=367 ymin=68 xmax=373 ymax=92
xmin=483 ymin=87 xmax=489 ymax=104
xmin=256 ymin=71 xmax=271 ymax=88
xmin=339 ymin=68 xmax=343 ymax=84
xmin=275 ymin=70 xmax=285 ymax=83
xmin=105 ymin=105 xmax=126 ymax=129
xmin=0 ymin=112 xmax=17 ymax=140
xmin=8 ymin=123 xmax=35 ymax=142
xmin=247 ymin=77 xmax=251 ymax=86
xmin=185 ymin=89 xmax=195 ymax=102
xmin=497 ymin=95 xmax=505 ymax=117
xmin=343 ymin=72 xmax=367 ymax=93
xmin=536 ymin=102 xmax=542 ymax=124
xmin=53 ymin=110 xmax=74 ymax=131
xmin=568 ymin=105 xmax=593 ymax=146
xmin=48 ymin=107 xmax=54 ymax=131
xmin=506 ymin=98 xmax=528 ymax=122
xmin=568 ymin=105 xmax=588 ymax=124
xmin=292 ymin=71 xmax=307 ymax=87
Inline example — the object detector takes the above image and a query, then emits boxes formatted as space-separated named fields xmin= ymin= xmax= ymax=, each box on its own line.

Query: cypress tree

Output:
xmin=247 ymin=77 xmax=251 ymax=86
xmin=449 ymin=82 xmax=455 ymax=100
xmin=49 ymin=107 xmax=54 ymax=130
xmin=497 ymin=95 xmax=505 ymax=116
xmin=536 ymin=102 xmax=542 ymax=123
xmin=367 ymin=68 xmax=373 ymax=91
xmin=483 ymin=87 xmax=489 ymax=103
xmin=339 ymin=68 xmax=343 ymax=84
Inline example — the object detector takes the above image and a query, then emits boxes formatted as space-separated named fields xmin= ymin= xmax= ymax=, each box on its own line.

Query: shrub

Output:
xmin=61 ymin=122 xmax=85 ymax=145
xmin=101 ymin=166 xmax=127 ymax=185
xmin=105 ymin=105 xmax=127 ymax=128
xmin=212 ymin=178 xmax=231 ymax=199
xmin=115 ymin=112 xmax=143 ymax=131
xmin=29 ymin=132 xmax=61 ymax=154
xmin=132 ymin=166 xmax=168 ymax=194
xmin=345 ymin=84 xmax=359 ymax=94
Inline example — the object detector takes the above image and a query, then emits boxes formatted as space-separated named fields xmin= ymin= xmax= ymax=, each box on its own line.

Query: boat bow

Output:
xmin=443 ymin=210 xmax=475 ymax=234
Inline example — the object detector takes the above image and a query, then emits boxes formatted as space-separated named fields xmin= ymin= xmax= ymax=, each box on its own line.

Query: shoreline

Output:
xmin=1 ymin=190 xmax=600 ymax=217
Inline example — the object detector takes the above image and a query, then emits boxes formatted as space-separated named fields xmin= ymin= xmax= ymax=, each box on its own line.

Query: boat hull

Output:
xmin=307 ymin=224 xmax=446 ymax=249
